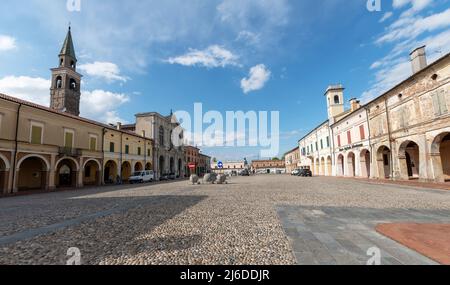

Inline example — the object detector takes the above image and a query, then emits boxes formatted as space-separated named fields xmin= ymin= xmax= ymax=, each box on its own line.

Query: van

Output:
xmin=129 ymin=170 xmax=155 ymax=184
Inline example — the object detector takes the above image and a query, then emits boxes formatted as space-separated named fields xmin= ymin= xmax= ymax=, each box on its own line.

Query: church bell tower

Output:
xmin=50 ymin=27 xmax=82 ymax=116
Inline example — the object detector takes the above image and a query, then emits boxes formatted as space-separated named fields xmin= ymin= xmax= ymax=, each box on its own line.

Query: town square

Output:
xmin=0 ymin=0 xmax=450 ymax=269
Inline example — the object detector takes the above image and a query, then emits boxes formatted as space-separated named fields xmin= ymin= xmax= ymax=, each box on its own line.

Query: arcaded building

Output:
xmin=297 ymin=46 xmax=450 ymax=183
xmin=0 ymin=28 xmax=154 ymax=195
xmin=366 ymin=47 xmax=450 ymax=182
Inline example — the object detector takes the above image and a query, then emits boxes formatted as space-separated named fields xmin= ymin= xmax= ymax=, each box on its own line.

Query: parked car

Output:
xmin=239 ymin=169 xmax=250 ymax=176
xmin=129 ymin=170 xmax=155 ymax=184
xmin=168 ymin=173 xmax=176 ymax=180
xmin=291 ymin=169 xmax=301 ymax=176
xmin=160 ymin=173 xmax=170 ymax=181
xmin=298 ymin=169 xmax=313 ymax=177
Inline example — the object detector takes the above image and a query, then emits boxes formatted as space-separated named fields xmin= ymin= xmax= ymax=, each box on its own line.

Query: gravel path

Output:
xmin=0 ymin=175 xmax=449 ymax=265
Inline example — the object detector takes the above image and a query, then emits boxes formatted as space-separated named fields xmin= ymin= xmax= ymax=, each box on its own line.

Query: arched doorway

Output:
xmin=104 ymin=160 xmax=118 ymax=184
xmin=134 ymin=162 xmax=143 ymax=172
xmin=337 ymin=154 xmax=345 ymax=176
xmin=399 ymin=141 xmax=420 ymax=180
xmin=431 ymin=133 xmax=450 ymax=182
xmin=121 ymin=161 xmax=132 ymax=182
xmin=83 ymin=160 xmax=101 ymax=186
xmin=347 ymin=152 xmax=356 ymax=177
xmin=17 ymin=156 xmax=49 ymax=191
xmin=360 ymin=149 xmax=371 ymax=178
xmin=145 ymin=162 xmax=152 ymax=171
xmin=159 ymin=156 xmax=165 ymax=177
xmin=0 ymin=156 xmax=9 ymax=193
xmin=55 ymin=158 xmax=78 ymax=188
xmin=170 ymin=157 xmax=175 ymax=173
xmin=320 ymin=157 xmax=325 ymax=176
xmin=377 ymin=146 xmax=391 ymax=179
xmin=327 ymin=156 xmax=332 ymax=176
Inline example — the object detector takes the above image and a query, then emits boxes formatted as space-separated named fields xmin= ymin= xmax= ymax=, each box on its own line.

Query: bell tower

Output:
xmin=324 ymin=84 xmax=345 ymax=123
xmin=50 ymin=26 xmax=82 ymax=116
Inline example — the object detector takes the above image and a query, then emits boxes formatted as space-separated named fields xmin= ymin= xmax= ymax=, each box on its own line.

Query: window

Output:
xmin=431 ymin=89 xmax=448 ymax=116
xmin=64 ymin=130 xmax=74 ymax=148
xmin=334 ymin=95 xmax=340 ymax=104
xmin=307 ymin=146 xmax=309 ymax=154
xmin=110 ymin=142 xmax=115 ymax=153
xmin=30 ymin=122 xmax=43 ymax=144
xmin=337 ymin=135 xmax=341 ymax=147
xmin=326 ymin=136 xmax=330 ymax=147
xmin=56 ymin=76 xmax=62 ymax=89
xmin=347 ymin=131 xmax=352 ymax=145
xmin=320 ymin=139 xmax=323 ymax=150
xmin=69 ymin=78 xmax=77 ymax=91
xmin=359 ymin=125 xmax=366 ymax=140
xmin=315 ymin=142 xmax=318 ymax=151
xmin=125 ymin=145 xmax=130 ymax=154
xmin=159 ymin=126 xmax=165 ymax=146
xmin=89 ymin=136 xmax=97 ymax=151
xmin=138 ymin=147 xmax=142 ymax=156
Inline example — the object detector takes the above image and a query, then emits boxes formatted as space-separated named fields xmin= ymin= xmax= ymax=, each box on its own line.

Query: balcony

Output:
xmin=59 ymin=147 xmax=82 ymax=157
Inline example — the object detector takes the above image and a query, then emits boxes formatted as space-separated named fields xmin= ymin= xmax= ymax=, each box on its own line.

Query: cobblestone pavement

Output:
xmin=0 ymin=175 xmax=449 ymax=265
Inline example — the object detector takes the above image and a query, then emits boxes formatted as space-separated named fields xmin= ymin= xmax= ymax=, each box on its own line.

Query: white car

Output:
xmin=291 ymin=169 xmax=300 ymax=176
xmin=129 ymin=171 xmax=155 ymax=184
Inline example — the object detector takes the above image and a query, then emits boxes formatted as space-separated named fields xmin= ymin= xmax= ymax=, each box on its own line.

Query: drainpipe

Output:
xmin=11 ymin=103 xmax=22 ymax=194
xmin=365 ymin=107 xmax=373 ymax=164
xmin=384 ymin=95 xmax=394 ymax=179
xmin=102 ymin=128 xmax=106 ymax=185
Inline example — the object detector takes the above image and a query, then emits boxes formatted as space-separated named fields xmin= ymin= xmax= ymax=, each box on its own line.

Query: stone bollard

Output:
xmin=216 ymin=174 xmax=227 ymax=184
xmin=190 ymin=174 xmax=200 ymax=185
xmin=203 ymin=173 xmax=217 ymax=184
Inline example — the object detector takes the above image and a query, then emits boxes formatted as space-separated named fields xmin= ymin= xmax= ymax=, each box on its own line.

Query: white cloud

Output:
xmin=376 ymin=8 xmax=450 ymax=44
xmin=0 ymin=35 xmax=17 ymax=51
xmin=393 ymin=0 xmax=433 ymax=12
xmin=0 ymin=76 xmax=50 ymax=105
xmin=379 ymin=12 xmax=393 ymax=23
xmin=166 ymin=45 xmax=239 ymax=68
xmin=80 ymin=90 xmax=130 ymax=124
xmin=241 ymin=64 xmax=271 ymax=94
xmin=0 ymin=75 xmax=129 ymax=124
xmin=78 ymin=61 xmax=129 ymax=83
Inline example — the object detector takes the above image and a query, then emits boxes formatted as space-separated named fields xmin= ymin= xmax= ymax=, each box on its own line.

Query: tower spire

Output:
xmin=60 ymin=26 xmax=77 ymax=61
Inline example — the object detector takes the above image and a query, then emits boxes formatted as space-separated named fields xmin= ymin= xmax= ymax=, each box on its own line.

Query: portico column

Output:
xmin=49 ymin=154 xmax=56 ymax=190
xmin=397 ymin=154 xmax=409 ymax=180
xmin=430 ymin=153 xmax=445 ymax=183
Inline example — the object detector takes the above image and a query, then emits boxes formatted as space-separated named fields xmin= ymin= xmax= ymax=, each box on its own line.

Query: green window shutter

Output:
xmin=438 ymin=89 xmax=448 ymax=114
xmin=110 ymin=142 xmax=115 ymax=153
xmin=125 ymin=145 xmax=129 ymax=154
xmin=90 ymin=137 xmax=97 ymax=151
xmin=431 ymin=91 xmax=441 ymax=116
xmin=65 ymin=132 xmax=73 ymax=148
xmin=31 ymin=126 xmax=42 ymax=144
xmin=138 ymin=147 xmax=141 ymax=156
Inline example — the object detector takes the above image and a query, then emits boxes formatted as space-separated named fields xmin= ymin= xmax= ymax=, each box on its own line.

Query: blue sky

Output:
xmin=1 ymin=0 xmax=449 ymax=161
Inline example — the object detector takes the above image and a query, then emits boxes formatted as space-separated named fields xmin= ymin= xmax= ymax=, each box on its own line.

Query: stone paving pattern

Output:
xmin=0 ymin=176 xmax=449 ymax=265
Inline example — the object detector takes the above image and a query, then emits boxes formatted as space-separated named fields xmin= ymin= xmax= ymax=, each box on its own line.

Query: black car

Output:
xmin=298 ymin=169 xmax=312 ymax=177
xmin=240 ymin=169 xmax=250 ymax=176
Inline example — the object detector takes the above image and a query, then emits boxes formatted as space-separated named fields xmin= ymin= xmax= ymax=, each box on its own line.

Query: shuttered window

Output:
xmin=110 ymin=142 xmax=115 ymax=153
xmin=64 ymin=131 xmax=73 ymax=148
xmin=432 ymin=89 xmax=448 ymax=116
xmin=138 ymin=147 xmax=142 ymax=156
xmin=347 ymin=131 xmax=352 ymax=145
xmin=337 ymin=135 xmax=341 ymax=147
xmin=31 ymin=125 xmax=42 ymax=144
xmin=360 ymin=125 xmax=366 ymax=140
xmin=90 ymin=137 xmax=97 ymax=151
xmin=125 ymin=145 xmax=130 ymax=154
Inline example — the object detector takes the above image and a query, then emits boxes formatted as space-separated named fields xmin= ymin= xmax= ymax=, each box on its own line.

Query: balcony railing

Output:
xmin=59 ymin=147 xmax=82 ymax=157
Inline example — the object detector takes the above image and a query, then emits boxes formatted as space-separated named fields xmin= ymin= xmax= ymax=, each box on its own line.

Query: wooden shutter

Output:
xmin=90 ymin=137 xmax=97 ymax=151
xmin=360 ymin=125 xmax=365 ymax=140
xmin=431 ymin=91 xmax=441 ymax=116
xmin=31 ymin=126 xmax=42 ymax=144
xmin=65 ymin=132 xmax=73 ymax=148
xmin=438 ymin=89 xmax=448 ymax=114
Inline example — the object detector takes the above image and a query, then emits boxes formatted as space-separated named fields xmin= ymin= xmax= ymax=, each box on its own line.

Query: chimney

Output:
xmin=410 ymin=46 xmax=427 ymax=74
xmin=116 ymin=122 xmax=122 ymax=130
xmin=349 ymin=98 xmax=361 ymax=112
